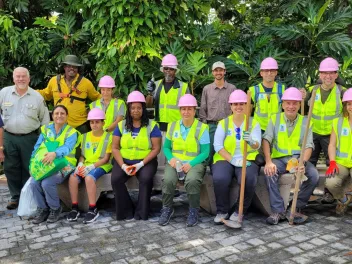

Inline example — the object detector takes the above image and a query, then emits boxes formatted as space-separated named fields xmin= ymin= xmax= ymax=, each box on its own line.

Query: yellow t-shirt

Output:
xmin=90 ymin=134 xmax=112 ymax=154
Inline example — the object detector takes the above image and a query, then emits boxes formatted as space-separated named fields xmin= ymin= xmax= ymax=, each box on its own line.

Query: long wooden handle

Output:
xmin=238 ymin=91 xmax=251 ymax=223
xmin=289 ymin=89 xmax=316 ymax=225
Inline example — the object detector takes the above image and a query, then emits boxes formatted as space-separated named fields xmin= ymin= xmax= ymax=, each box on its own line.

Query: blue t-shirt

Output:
xmin=113 ymin=123 xmax=162 ymax=164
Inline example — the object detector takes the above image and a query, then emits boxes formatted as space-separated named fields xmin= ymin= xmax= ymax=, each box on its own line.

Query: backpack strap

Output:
xmin=56 ymin=74 xmax=85 ymax=105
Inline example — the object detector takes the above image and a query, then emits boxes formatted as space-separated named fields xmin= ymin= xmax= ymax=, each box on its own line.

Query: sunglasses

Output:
xmin=163 ymin=67 xmax=176 ymax=71
xmin=235 ymin=127 xmax=241 ymax=140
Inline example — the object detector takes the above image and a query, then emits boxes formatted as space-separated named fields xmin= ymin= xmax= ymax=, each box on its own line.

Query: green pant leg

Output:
xmin=184 ymin=163 xmax=206 ymax=208
xmin=162 ymin=163 xmax=179 ymax=207
xmin=20 ymin=133 xmax=38 ymax=186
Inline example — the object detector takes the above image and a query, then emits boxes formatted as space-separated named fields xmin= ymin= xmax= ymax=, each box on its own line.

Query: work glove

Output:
xmin=146 ymin=79 xmax=156 ymax=93
xmin=326 ymin=160 xmax=339 ymax=178
xmin=242 ymin=131 xmax=255 ymax=146
xmin=129 ymin=161 xmax=145 ymax=175
xmin=230 ymin=158 xmax=251 ymax=167
xmin=121 ymin=164 xmax=132 ymax=176
xmin=83 ymin=164 xmax=95 ymax=176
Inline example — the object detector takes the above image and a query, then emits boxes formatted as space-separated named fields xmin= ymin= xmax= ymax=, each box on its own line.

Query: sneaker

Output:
xmin=286 ymin=208 xmax=308 ymax=224
xmin=83 ymin=208 xmax=99 ymax=224
xmin=186 ymin=208 xmax=199 ymax=227
xmin=321 ymin=192 xmax=335 ymax=204
xmin=336 ymin=195 xmax=352 ymax=215
xmin=32 ymin=208 xmax=50 ymax=224
xmin=67 ymin=209 xmax=80 ymax=222
xmin=6 ymin=201 xmax=19 ymax=210
xmin=47 ymin=206 xmax=62 ymax=223
xmin=158 ymin=207 xmax=174 ymax=226
xmin=266 ymin=212 xmax=286 ymax=225
xmin=214 ymin=213 xmax=229 ymax=225
xmin=223 ymin=212 xmax=242 ymax=229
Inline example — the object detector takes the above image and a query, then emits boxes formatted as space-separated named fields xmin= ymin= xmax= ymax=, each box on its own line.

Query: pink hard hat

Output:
xmin=260 ymin=57 xmax=278 ymax=70
xmin=161 ymin=54 xmax=178 ymax=67
xmin=127 ymin=91 xmax=146 ymax=103
xmin=87 ymin=108 xmax=105 ymax=120
xmin=98 ymin=75 xmax=115 ymax=88
xmin=319 ymin=57 xmax=339 ymax=72
xmin=281 ymin=87 xmax=302 ymax=101
xmin=228 ymin=90 xmax=247 ymax=103
xmin=342 ymin=88 xmax=352 ymax=102
xmin=178 ymin=94 xmax=197 ymax=107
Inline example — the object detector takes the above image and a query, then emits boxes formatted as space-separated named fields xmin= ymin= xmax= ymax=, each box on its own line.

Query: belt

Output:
xmin=5 ymin=129 xmax=39 ymax=137
xmin=207 ymin=120 xmax=219 ymax=125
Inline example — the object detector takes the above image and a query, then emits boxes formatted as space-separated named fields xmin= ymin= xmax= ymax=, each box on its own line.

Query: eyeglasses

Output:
xmin=320 ymin=71 xmax=337 ymax=76
xmin=163 ymin=67 xmax=176 ymax=71
xmin=235 ymin=127 xmax=241 ymax=140
xmin=261 ymin=70 xmax=277 ymax=74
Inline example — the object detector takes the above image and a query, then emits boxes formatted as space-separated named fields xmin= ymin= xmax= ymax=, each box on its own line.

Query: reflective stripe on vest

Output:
xmin=119 ymin=120 xmax=154 ymax=160
xmin=271 ymin=113 xmax=306 ymax=158
xmin=310 ymin=84 xmax=342 ymax=135
xmin=213 ymin=115 xmax=258 ymax=164
xmin=168 ymin=120 xmax=204 ymax=158
xmin=90 ymin=99 xmax=124 ymax=129
xmin=155 ymin=79 xmax=188 ymax=122
xmin=334 ymin=117 xmax=352 ymax=168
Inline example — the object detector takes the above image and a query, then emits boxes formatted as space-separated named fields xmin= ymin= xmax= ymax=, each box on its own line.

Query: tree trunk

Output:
xmin=0 ymin=0 xmax=5 ymax=9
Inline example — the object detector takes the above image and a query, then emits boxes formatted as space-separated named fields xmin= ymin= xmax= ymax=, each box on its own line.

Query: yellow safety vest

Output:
xmin=213 ymin=115 xmax=258 ymax=164
xmin=309 ymin=84 xmax=343 ymax=135
xmin=155 ymin=79 xmax=188 ymax=123
xmin=333 ymin=117 xmax=352 ymax=168
xmin=167 ymin=119 xmax=208 ymax=161
xmin=119 ymin=120 xmax=158 ymax=160
xmin=89 ymin=98 xmax=126 ymax=130
xmin=249 ymin=82 xmax=285 ymax=130
xmin=40 ymin=123 xmax=80 ymax=166
xmin=81 ymin=131 xmax=113 ymax=172
xmin=271 ymin=113 xmax=308 ymax=158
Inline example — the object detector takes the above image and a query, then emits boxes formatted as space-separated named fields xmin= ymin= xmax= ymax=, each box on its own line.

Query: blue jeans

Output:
xmin=265 ymin=156 xmax=319 ymax=213
xmin=75 ymin=167 xmax=106 ymax=183
xmin=30 ymin=172 xmax=68 ymax=210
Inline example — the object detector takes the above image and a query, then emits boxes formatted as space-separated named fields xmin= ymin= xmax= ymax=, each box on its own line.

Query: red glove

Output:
xmin=325 ymin=161 xmax=339 ymax=178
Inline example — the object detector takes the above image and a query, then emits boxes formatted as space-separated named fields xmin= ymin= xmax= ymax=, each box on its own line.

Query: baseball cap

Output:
xmin=212 ymin=61 xmax=226 ymax=70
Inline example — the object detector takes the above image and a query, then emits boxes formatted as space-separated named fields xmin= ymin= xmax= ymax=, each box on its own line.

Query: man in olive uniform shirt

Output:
xmin=0 ymin=67 xmax=50 ymax=209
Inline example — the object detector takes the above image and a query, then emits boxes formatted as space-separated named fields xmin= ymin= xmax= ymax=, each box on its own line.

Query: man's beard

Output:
xmin=165 ymin=74 xmax=174 ymax=82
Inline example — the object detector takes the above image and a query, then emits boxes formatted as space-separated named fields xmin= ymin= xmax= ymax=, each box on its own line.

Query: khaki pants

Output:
xmin=325 ymin=164 xmax=352 ymax=199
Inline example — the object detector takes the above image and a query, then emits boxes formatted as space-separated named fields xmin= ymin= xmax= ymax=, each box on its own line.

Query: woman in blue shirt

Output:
xmin=30 ymin=105 xmax=80 ymax=224
xmin=111 ymin=91 xmax=161 ymax=220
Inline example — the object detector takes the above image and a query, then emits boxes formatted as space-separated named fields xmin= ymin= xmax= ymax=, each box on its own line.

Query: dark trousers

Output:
xmin=4 ymin=132 xmax=38 ymax=201
xmin=310 ymin=132 xmax=330 ymax=166
xmin=111 ymin=159 xmax=157 ymax=220
xmin=212 ymin=160 xmax=259 ymax=214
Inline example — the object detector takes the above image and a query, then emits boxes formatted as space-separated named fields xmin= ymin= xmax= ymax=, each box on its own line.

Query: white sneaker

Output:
xmin=214 ymin=213 xmax=229 ymax=225
xmin=223 ymin=212 xmax=242 ymax=229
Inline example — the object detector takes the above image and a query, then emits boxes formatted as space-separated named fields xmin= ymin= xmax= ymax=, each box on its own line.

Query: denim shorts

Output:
xmin=76 ymin=167 xmax=107 ymax=183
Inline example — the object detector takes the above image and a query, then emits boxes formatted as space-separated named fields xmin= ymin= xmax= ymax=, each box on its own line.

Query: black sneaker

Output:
xmin=83 ymin=208 xmax=99 ymax=224
xmin=47 ymin=206 xmax=62 ymax=223
xmin=32 ymin=208 xmax=50 ymax=224
xmin=158 ymin=207 xmax=174 ymax=226
xmin=186 ymin=208 xmax=199 ymax=227
xmin=67 ymin=209 xmax=80 ymax=222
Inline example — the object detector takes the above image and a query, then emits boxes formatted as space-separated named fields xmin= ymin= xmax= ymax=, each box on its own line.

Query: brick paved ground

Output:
xmin=0 ymin=179 xmax=352 ymax=264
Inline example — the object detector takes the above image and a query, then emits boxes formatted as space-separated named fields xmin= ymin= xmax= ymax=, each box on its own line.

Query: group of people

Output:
xmin=0 ymin=53 xmax=351 ymax=229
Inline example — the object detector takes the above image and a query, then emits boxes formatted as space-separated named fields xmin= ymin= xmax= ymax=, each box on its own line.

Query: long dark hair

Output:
xmin=125 ymin=102 xmax=149 ymax=131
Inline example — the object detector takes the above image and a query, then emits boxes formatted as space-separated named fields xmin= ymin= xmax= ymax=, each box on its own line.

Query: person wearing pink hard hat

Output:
xmin=146 ymin=54 xmax=190 ymax=132
xmin=199 ymin=61 xmax=237 ymax=165
xmin=212 ymin=90 xmax=261 ymax=228
xmin=111 ymin=91 xmax=161 ymax=221
xmin=302 ymin=57 xmax=346 ymax=204
xmin=89 ymin=75 xmax=126 ymax=133
xmin=263 ymin=87 xmax=319 ymax=225
xmin=67 ymin=107 xmax=113 ymax=224
xmin=249 ymin=57 xmax=286 ymax=131
xmin=159 ymin=94 xmax=209 ymax=227
xmin=325 ymin=88 xmax=352 ymax=215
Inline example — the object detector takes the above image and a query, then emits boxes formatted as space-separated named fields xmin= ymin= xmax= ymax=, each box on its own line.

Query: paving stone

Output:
xmin=246 ymin=238 xmax=265 ymax=246
xmin=310 ymin=238 xmax=328 ymax=246
xmin=158 ymin=254 xmax=178 ymax=263
xmin=327 ymin=255 xmax=349 ymax=264
xmin=284 ymin=246 xmax=304 ymax=255
xmin=0 ymin=250 xmax=9 ymax=258
xmin=267 ymin=242 xmax=284 ymax=249
xmin=189 ymin=254 xmax=212 ymax=263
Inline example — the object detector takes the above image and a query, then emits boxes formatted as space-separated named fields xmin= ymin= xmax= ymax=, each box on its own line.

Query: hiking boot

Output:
xmin=214 ymin=213 xmax=229 ymax=225
xmin=336 ymin=195 xmax=352 ymax=215
xmin=321 ymin=192 xmax=335 ymax=204
xmin=6 ymin=201 xmax=19 ymax=210
xmin=223 ymin=212 xmax=242 ymax=229
xmin=67 ymin=209 xmax=80 ymax=222
xmin=286 ymin=208 xmax=308 ymax=224
xmin=47 ymin=206 xmax=62 ymax=223
xmin=83 ymin=208 xmax=100 ymax=224
xmin=186 ymin=208 xmax=199 ymax=227
xmin=266 ymin=212 xmax=286 ymax=225
xmin=32 ymin=208 xmax=50 ymax=224
xmin=158 ymin=207 xmax=174 ymax=226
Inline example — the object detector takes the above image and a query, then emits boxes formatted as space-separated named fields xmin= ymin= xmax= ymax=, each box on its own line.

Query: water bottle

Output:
xmin=176 ymin=160 xmax=185 ymax=181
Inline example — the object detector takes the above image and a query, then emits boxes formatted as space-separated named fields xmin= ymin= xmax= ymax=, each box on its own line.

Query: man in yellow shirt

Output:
xmin=38 ymin=55 xmax=101 ymax=134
